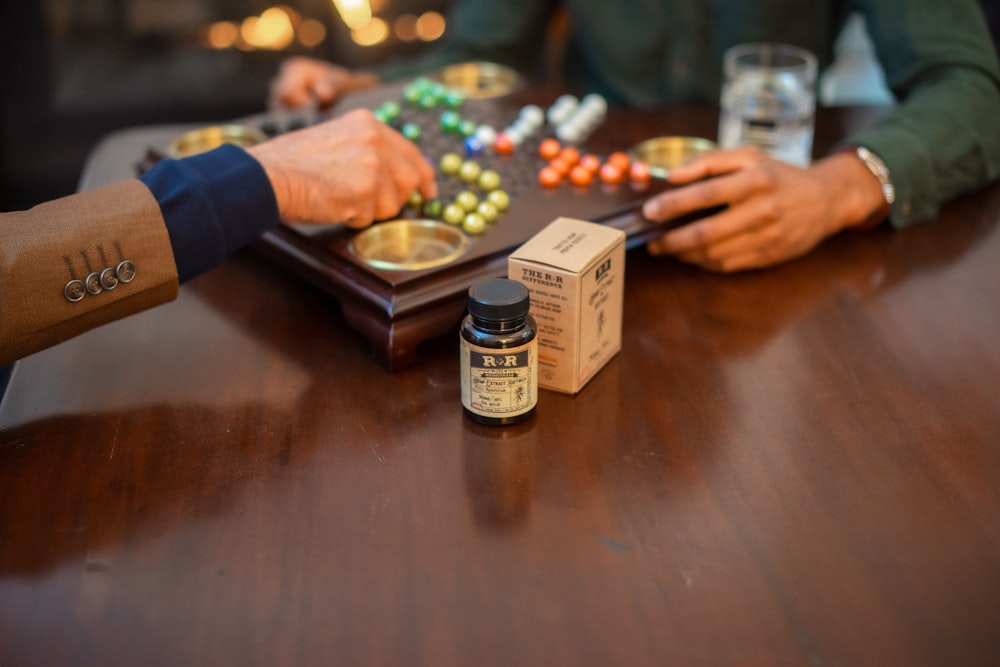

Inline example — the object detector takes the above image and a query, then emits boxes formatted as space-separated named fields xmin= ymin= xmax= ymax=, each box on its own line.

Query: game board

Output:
xmin=251 ymin=79 xmax=707 ymax=368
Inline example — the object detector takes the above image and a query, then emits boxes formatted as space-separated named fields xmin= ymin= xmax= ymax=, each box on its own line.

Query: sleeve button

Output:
xmin=64 ymin=279 xmax=86 ymax=303
xmin=100 ymin=267 xmax=119 ymax=290
xmin=116 ymin=260 xmax=136 ymax=283
xmin=85 ymin=272 xmax=103 ymax=296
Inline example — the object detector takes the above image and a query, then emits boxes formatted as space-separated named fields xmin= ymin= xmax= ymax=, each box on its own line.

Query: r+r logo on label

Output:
xmin=482 ymin=355 xmax=519 ymax=367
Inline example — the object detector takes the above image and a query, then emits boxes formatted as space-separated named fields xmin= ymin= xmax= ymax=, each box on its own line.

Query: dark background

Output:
xmin=1 ymin=1 xmax=998 ymax=214
xmin=0 ymin=0 xmax=450 ymax=212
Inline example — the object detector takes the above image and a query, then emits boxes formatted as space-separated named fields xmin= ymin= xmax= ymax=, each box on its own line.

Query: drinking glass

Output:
xmin=718 ymin=43 xmax=817 ymax=167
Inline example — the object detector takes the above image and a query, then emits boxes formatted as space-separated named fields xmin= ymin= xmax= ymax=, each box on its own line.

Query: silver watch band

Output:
xmin=855 ymin=146 xmax=895 ymax=206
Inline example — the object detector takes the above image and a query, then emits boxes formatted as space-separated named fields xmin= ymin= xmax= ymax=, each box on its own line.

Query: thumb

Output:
xmin=312 ymin=79 xmax=336 ymax=105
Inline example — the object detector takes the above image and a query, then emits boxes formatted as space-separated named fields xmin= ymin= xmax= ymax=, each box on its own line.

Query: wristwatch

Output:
xmin=848 ymin=145 xmax=895 ymax=228
xmin=855 ymin=145 xmax=895 ymax=207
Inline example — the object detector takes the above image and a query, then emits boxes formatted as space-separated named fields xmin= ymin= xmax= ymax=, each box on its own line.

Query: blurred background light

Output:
xmin=416 ymin=11 xmax=446 ymax=41
xmin=394 ymin=14 xmax=419 ymax=42
xmin=332 ymin=0 xmax=374 ymax=31
xmin=298 ymin=19 xmax=328 ymax=47
xmin=351 ymin=17 xmax=390 ymax=46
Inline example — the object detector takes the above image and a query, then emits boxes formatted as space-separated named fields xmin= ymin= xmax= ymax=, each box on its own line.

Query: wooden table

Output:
xmin=2 ymin=105 xmax=999 ymax=666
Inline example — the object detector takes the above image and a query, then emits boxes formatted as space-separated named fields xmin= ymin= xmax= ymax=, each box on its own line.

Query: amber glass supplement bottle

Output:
xmin=460 ymin=278 xmax=538 ymax=425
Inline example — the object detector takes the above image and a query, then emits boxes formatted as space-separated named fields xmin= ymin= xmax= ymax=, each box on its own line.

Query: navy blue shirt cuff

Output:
xmin=139 ymin=144 xmax=279 ymax=283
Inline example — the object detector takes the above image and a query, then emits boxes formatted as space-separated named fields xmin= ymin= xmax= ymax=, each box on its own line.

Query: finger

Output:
xmin=672 ymin=240 xmax=756 ymax=273
xmin=390 ymin=156 xmax=439 ymax=213
xmin=268 ymin=83 xmax=293 ymax=109
xmin=680 ymin=226 xmax=770 ymax=269
xmin=381 ymin=128 xmax=438 ymax=199
xmin=273 ymin=83 xmax=313 ymax=110
xmin=647 ymin=196 xmax=775 ymax=254
xmin=671 ymin=213 xmax=806 ymax=273
xmin=677 ymin=244 xmax=776 ymax=273
xmin=334 ymin=112 xmax=415 ymax=202
xmin=274 ymin=68 xmax=326 ymax=110
xmin=642 ymin=173 xmax=739 ymax=223
xmin=385 ymin=162 xmax=428 ymax=220
xmin=415 ymin=155 xmax=437 ymax=199
xmin=354 ymin=158 xmax=384 ymax=227
xmin=374 ymin=185 xmax=405 ymax=221
xmin=665 ymin=147 xmax=758 ymax=184
xmin=377 ymin=158 xmax=419 ymax=218
xmin=665 ymin=154 xmax=720 ymax=185
xmin=344 ymin=197 xmax=377 ymax=229
xmin=311 ymin=79 xmax=336 ymax=107
xmin=643 ymin=155 xmax=774 ymax=223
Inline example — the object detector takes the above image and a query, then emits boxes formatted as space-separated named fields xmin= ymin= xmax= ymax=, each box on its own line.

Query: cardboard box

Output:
xmin=508 ymin=217 xmax=625 ymax=394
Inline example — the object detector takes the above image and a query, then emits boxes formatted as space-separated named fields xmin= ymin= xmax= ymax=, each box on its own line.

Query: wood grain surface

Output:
xmin=1 ymin=104 xmax=998 ymax=666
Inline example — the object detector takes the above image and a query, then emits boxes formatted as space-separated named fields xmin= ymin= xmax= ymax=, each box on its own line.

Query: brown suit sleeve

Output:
xmin=0 ymin=179 xmax=179 ymax=364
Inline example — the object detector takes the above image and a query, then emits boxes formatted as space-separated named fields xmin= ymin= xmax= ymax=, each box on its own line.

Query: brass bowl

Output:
xmin=629 ymin=136 xmax=717 ymax=178
xmin=436 ymin=61 xmax=520 ymax=99
xmin=349 ymin=219 xmax=470 ymax=271
xmin=167 ymin=124 xmax=267 ymax=158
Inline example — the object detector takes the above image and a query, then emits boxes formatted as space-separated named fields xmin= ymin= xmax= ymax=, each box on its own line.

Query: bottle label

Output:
xmin=460 ymin=337 xmax=538 ymax=418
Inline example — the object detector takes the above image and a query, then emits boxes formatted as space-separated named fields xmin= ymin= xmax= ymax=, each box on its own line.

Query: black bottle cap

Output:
xmin=467 ymin=279 xmax=530 ymax=321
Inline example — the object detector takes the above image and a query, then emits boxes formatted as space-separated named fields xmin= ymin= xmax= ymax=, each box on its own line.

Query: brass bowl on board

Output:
xmin=349 ymin=219 xmax=470 ymax=271
xmin=629 ymin=136 xmax=717 ymax=178
xmin=167 ymin=124 xmax=268 ymax=158
xmin=436 ymin=61 xmax=520 ymax=99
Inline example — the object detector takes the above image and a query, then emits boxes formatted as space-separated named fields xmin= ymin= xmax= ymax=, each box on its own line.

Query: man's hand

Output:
xmin=247 ymin=109 xmax=437 ymax=227
xmin=269 ymin=56 xmax=381 ymax=110
xmin=643 ymin=147 xmax=888 ymax=272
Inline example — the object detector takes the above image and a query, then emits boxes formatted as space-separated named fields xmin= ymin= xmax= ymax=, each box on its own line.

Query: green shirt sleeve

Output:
xmin=846 ymin=0 xmax=1000 ymax=227
xmin=374 ymin=0 xmax=1000 ymax=228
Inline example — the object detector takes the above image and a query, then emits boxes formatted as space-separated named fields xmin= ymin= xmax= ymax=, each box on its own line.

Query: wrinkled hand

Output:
xmin=247 ymin=108 xmax=437 ymax=227
xmin=643 ymin=147 xmax=882 ymax=272
xmin=269 ymin=56 xmax=381 ymax=110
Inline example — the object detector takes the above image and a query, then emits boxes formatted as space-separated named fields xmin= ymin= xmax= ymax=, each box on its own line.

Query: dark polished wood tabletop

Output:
xmin=2 ymin=102 xmax=1000 ymax=666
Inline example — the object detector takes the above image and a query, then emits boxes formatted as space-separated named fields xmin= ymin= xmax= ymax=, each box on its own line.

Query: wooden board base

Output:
xmin=253 ymin=82 xmax=704 ymax=368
